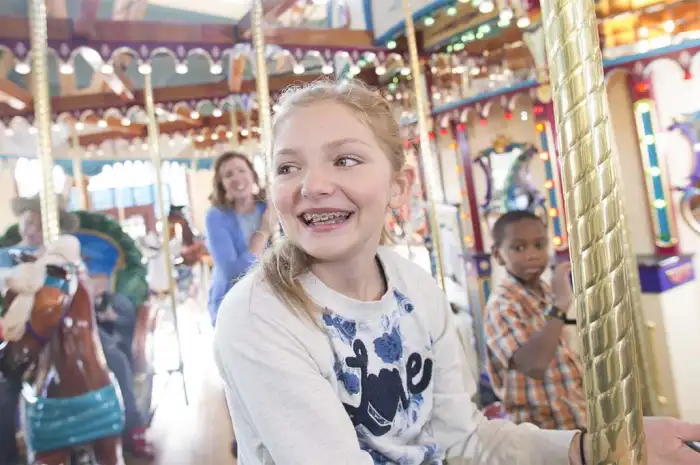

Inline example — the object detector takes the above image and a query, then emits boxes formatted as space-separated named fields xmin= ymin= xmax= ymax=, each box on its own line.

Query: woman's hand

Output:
xmin=573 ymin=417 xmax=700 ymax=464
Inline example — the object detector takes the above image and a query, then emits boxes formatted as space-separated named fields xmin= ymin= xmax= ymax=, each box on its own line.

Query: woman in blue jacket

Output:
xmin=205 ymin=152 xmax=275 ymax=324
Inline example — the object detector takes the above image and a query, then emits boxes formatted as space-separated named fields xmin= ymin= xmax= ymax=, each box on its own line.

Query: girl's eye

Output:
xmin=335 ymin=156 xmax=360 ymax=168
xmin=276 ymin=164 xmax=299 ymax=175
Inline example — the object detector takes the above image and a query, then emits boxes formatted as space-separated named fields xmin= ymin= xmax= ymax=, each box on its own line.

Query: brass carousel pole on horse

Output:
xmin=252 ymin=0 xmax=278 ymax=240
xmin=143 ymin=70 xmax=189 ymax=406
xmin=541 ymin=0 xmax=646 ymax=462
xmin=29 ymin=0 xmax=59 ymax=242
xmin=401 ymin=0 xmax=446 ymax=290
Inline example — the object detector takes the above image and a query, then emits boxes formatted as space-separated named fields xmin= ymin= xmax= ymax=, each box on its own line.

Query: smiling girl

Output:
xmin=213 ymin=81 xmax=700 ymax=465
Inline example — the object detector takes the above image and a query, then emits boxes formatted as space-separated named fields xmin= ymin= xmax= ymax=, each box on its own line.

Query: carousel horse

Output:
xmin=0 ymin=210 xmax=155 ymax=437
xmin=167 ymin=205 xmax=209 ymax=267
xmin=0 ymin=236 xmax=125 ymax=465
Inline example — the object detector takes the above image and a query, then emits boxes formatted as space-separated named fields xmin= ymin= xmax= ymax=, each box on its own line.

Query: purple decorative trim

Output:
xmin=463 ymin=252 xmax=492 ymax=278
xmin=24 ymin=321 xmax=49 ymax=345
xmin=637 ymin=254 xmax=695 ymax=294
xmin=668 ymin=111 xmax=700 ymax=190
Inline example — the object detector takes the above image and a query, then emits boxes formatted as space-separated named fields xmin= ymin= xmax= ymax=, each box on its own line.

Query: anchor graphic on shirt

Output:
xmin=342 ymin=339 xmax=433 ymax=437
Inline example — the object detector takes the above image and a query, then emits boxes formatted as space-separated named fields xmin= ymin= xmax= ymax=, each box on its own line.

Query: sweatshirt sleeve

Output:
xmin=428 ymin=293 xmax=576 ymax=465
xmin=205 ymin=207 xmax=256 ymax=281
xmin=213 ymin=282 xmax=375 ymax=465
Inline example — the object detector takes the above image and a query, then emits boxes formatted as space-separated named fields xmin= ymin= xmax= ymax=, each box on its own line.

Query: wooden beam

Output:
xmin=3 ymin=73 xmax=322 ymax=118
xmin=0 ymin=78 xmax=32 ymax=111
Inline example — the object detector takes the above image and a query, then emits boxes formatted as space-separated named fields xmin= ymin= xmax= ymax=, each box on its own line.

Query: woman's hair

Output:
xmin=209 ymin=151 xmax=266 ymax=207
xmin=258 ymin=79 xmax=406 ymax=323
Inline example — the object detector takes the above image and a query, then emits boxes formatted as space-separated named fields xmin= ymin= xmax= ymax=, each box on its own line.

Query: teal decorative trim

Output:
xmin=24 ymin=383 xmax=125 ymax=454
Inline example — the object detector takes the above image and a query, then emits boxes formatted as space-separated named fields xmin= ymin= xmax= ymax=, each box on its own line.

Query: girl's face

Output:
xmin=219 ymin=157 xmax=257 ymax=202
xmin=271 ymin=101 xmax=412 ymax=263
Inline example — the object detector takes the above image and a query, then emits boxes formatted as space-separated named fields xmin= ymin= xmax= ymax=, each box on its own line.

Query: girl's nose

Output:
xmin=301 ymin=167 xmax=334 ymax=199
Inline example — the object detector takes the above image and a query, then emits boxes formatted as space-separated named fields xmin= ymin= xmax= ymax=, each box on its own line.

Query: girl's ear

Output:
xmin=389 ymin=165 xmax=415 ymax=210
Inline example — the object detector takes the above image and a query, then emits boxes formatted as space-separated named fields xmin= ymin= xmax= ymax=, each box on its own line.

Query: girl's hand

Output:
xmin=573 ymin=417 xmax=700 ymax=465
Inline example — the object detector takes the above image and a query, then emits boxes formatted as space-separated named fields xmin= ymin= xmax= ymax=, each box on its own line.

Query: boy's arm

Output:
xmin=485 ymin=299 xmax=565 ymax=380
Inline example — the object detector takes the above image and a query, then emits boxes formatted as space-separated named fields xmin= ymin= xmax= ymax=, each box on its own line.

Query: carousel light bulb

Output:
xmin=647 ymin=166 xmax=661 ymax=177
xmin=226 ymin=131 xmax=234 ymax=138
xmin=14 ymin=62 xmax=30 ymax=74
xmin=644 ymin=134 xmax=655 ymax=145
xmin=653 ymin=199 xmax=667 ymax=209
xmin=60 ymin=62 xmax=74 ymax=74
xmin=499 ymin=8 xmax=514 ymax=21
xmin=211 ymin=134 xmax=219 ymax=140
xmin=138 ymin=63 xmax=152 ymax=74
xmin=539 ymin=152 xmax=549 ymax=160
xmin=121 ymin=118 xmax=131 ymax=126
xmin=387 ymin=40 xmax=397 ymax=50
xmin=663 ymin=20 xmax=675 ymax=33
xmin=212 ymin=108 xmax=223 ymax=118
xmin=375 ymin=65 xmax=387 ymax=75
xmin=101 ymin=63 xmax=114 ymax=74
xmin=240 ymin=129 xmax=249 ymax=137
xmin=210 ymin=63 xmax=223 ymax=75
xmin=322 ymin=64 xmax=334 ymax=74
xmin=190 ymin=111 xmax=200 ymax=119
xmin=401 ymin=67 xmax=410 ymax=76
xmin=350 ymin=65 xmax=361 ymax=75
xmin=4 ymin=128 xmax=13 ymax=136
xmin=196 ymin=135 xmax=205 ymax=142
xmin=424 ymin=16 xmax=435 ymax=26
xmin=141 ymin=143 xmax=148 ymax=150
xmin=479 ymin=1 xmax=494 ymax=13
xmin=545 ymin=180 xmax=554 ymax=189
xmin=176 ymin=63 xmax=188 ymax=74
xmin=549 ymin=208 xmax=558 ymax=217
xmin=29 ymin=127 xmax=37 ymax=134
xmin=52 ymin=124 xmax=60 ymax=132
xmin=273 ymin=104 xmax=281 ymax=112
xmin=520 ymin=111 xmax=528 ymax=120
xmin=517 ymin=17 xmax=531 ymax=28
xmin=75 ymin=122 xmax=85 ymax=131
xmin=293 ymin=64 xmax=305 ymax=74
xmin=553 ymin=236 xmax=562 ymax=246
xmin=447 ymin=6 xmax=457 ymax=16
xmin=638 ymin=26 xmax=649 ymax=38
xmin=98 ymin=119 xmax=107 ymax=128
xmin=168 ymin=113 xmax=177 ymax=122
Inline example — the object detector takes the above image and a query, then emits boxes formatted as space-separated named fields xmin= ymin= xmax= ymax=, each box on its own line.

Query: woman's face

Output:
xmin=219 ymin=157 xmax=257 ymax=202
xmin=271 ymin=101 xmax=412 ymax=263
xmin=19 ymin=211 xmax=43 ymax=247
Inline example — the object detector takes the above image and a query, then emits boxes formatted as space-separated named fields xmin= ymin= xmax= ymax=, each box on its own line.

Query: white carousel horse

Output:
xmin=138 ymin=231 xmax=181 ymax=296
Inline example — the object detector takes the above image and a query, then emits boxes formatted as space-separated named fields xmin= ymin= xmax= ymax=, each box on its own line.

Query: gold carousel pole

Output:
xmin=401 ymin=0 xmax=446 ymax=290
xmin=144 ymin=70 xmax=189 ymax=405
xmin=252 ymin=0 xmax=273 ymax=188
xmin=29 ymin=0 xmax=59 ymax=242
xmin=541 ymin=0 xmax=646 ymax=463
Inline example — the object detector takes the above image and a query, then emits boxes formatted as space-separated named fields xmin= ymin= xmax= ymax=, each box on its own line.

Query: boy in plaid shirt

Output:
xmin=484 ymin=210 xmax=586 ymax=430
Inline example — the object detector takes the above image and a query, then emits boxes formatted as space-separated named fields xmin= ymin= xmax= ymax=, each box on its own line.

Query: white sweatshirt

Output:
xmin=214 ymin=247 xmax=575 ymax=465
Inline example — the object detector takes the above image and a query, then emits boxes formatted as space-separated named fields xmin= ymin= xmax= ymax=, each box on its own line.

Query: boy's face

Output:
xmin=493 ymin=218 xmax=549 ymax=283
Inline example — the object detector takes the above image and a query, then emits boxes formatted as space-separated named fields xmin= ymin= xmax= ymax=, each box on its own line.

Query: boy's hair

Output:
xmin=257 ymin=79 xmax=405 ymax=324
xmin=491 ymin=210 xmax=544 ymax=247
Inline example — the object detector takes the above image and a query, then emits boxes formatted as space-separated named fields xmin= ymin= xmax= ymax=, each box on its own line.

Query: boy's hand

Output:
xmin=551 ymin=262 xmax=573 ymax=311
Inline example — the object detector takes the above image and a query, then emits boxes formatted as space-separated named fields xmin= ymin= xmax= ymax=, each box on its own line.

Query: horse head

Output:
xmin=0 ymin=235 xmax=81 ymax=381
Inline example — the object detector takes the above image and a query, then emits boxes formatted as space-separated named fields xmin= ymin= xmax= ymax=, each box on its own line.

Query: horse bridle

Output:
xmin=22 ymin=265 xmax=79 ymax=346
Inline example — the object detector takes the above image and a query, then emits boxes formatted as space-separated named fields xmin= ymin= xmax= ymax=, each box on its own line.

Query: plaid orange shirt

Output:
xmin=484 ymin=274 xmax=586 ymax=430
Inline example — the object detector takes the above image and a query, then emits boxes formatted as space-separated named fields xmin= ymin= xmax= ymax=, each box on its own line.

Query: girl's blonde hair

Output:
xmin=258 ymin=79 xmax=405 ymax=322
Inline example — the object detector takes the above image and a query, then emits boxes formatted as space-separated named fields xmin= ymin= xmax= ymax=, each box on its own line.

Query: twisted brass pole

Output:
xmin=252 ymin=0 xmax=273 ymax=188
xmin=541 ymin=0 xmax=646 ymax=462
xmin=144 ymin=71 xmax=189 ymax=405
xmin=400 ymin=0 xmax=446 ymax=291
xmin=29 ymin=0 xmax=59 ymax=242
